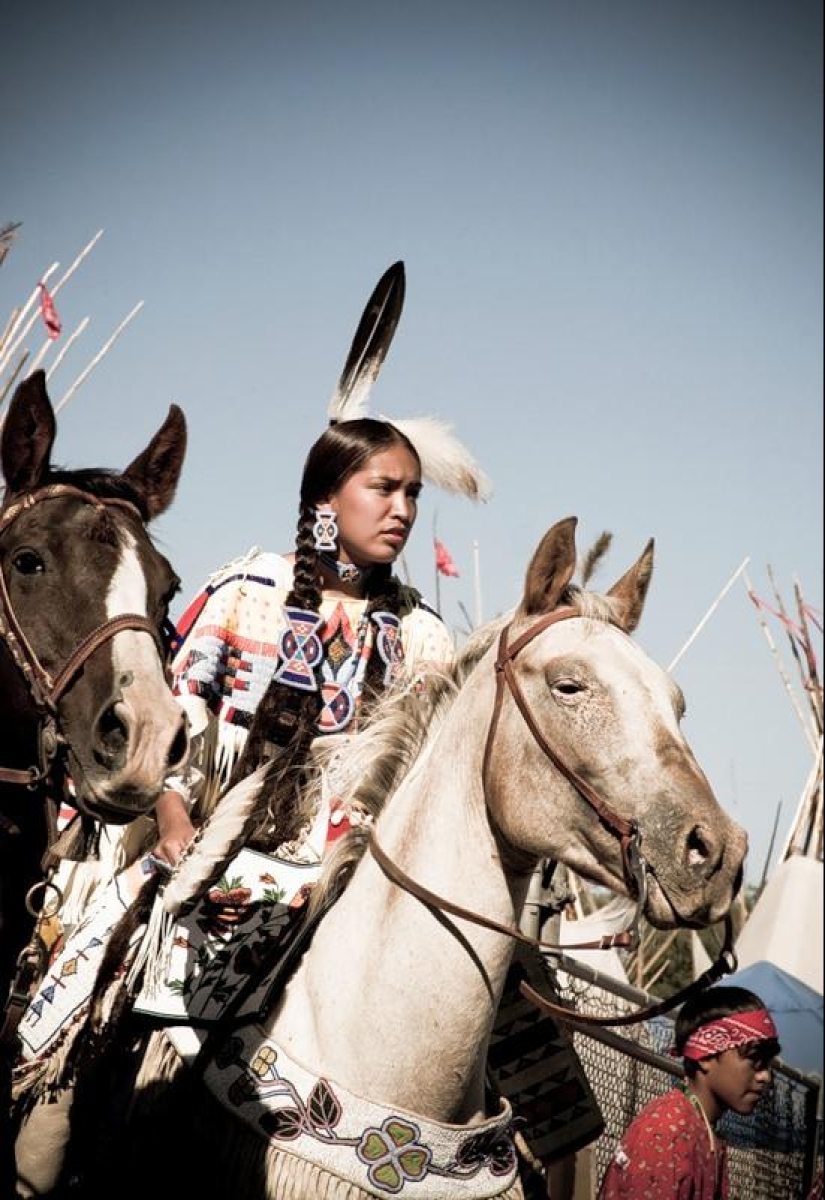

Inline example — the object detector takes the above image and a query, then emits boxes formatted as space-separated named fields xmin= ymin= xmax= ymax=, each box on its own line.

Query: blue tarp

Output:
xmin=721 ymin=959 xmax=823 ymax=1078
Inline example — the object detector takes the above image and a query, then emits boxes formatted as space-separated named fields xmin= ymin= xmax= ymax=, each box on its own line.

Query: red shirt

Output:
xmin=598 ymin=1088 xmax=728 ymax=1200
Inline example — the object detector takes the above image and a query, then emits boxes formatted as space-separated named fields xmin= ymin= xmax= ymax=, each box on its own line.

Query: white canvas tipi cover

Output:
xmin=734 ymin=855 xmax=823 ymax=994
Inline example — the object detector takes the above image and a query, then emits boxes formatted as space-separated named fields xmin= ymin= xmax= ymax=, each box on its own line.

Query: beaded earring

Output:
xmin=313 ymin=506 xmax=338 ymax=553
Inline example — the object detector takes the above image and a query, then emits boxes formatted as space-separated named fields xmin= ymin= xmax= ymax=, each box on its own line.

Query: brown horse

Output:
xmin=15 ymin=517 xmax=749 ymax=1199
xmin=0 ymin=370 xmax=188 ymax=1186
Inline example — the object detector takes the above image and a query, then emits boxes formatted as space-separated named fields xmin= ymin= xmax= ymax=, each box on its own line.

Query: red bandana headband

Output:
xmin=679 ymin=1009 xmax=779 ymax=1061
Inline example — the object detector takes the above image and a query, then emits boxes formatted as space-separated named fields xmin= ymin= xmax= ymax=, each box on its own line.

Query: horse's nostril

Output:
xmin=93 ymin=704 xmax=128 ymax=768
xmin=686 ymin=825 xmax=710 ymax=869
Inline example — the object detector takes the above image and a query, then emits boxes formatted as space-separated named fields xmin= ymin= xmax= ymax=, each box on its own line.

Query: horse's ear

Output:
xmin=520 ymin=516 xmax=578 ymax=615
xmin=0 ymin=370 xmax=57 ymax=492
xmin=122 ymin=404 xmax=187 ymax=520
xmin=606 ymin=538 xmax=655 ymax=633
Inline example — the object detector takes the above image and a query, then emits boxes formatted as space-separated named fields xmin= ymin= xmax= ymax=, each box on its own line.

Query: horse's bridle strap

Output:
xmin=482 ymin=610 xmax=640 ymax=894
xmin=0 ymin=483 xmax=143 ymax=537
xmin=509 ymin=665 xmax=633 ymax=837
xmin=49 ymin=613 xmax=163 ymax=702
xmin=1 ymin=484 xmax=150 ymax=695
xmin=0 ymin=484 xmax=164 ymax=791
xmin=367 ymin=830 xmax=635 ymax=954
xmin=518 ymin=917 xmax=737 ymax=1027
xmin=369 ymin=828 xmax=736 ymax=1028
xmin=0 ymin=764 xmax=49 ymax=789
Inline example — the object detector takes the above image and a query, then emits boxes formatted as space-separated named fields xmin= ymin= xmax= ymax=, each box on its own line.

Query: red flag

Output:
xmin=38 ymin=281 xmax=62 ymax=340
xmin=434 ymin=537 xmax=460 ymax=578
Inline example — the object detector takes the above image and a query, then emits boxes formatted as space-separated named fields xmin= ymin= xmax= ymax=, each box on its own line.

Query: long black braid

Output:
xmin=230 ymin=419 xmax=414 ymax=853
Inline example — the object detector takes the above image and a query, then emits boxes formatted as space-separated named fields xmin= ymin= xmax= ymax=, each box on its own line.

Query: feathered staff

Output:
xmin=328 ymin=261 xmax=492 ymax=502
xmin=127 ymin=766 xmax=268 ymax=995
xmin=160 ymin=765 xmax=270 ymax=917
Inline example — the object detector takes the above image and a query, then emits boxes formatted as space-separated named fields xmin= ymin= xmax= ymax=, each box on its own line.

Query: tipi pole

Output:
xmin=776 ymin=736 xmax=824 ymax=861
xmin=668 ymin=557 xmax=750 ymax=672
xmin=0 ymin=229 xmax=100 ymax=376
xmin=46 ymin=317 xmax=91 ymax=381
xmin=0 ymin=263 xmax=59 ymax=378
xmin=793 ymin=580 xmax=823 ymax=732
xmin=757 ymin=800 xmax=783 ymax=897
xmin=55 ymin=302 xmax=144 ymax=415
xmin=767 ymin=565 xmax=822 ymax=738
xmin=744 ymin=568 xmax=819 ymax=754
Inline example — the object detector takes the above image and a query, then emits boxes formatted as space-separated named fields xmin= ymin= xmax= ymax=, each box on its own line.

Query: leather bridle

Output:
xmin=368 ymin=606 xmax=737 ymax=1027
xmin=0 ymin=484 xmax=166 ymax=791
xmin=0 ymin=483 xmax=172 ymax=1051
xmin=482 ymin=608 xmax=646 ymax=899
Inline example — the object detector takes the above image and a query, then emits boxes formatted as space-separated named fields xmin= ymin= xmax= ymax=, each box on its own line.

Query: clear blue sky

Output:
xmin=2 ymin=0 xmax=822 ymax=886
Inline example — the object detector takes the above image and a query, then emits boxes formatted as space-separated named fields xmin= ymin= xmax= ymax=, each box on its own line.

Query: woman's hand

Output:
xmin=152 ymin=790 xmax=196 ymax=866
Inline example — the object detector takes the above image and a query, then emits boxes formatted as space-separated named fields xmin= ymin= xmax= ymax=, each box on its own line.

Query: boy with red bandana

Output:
xmin=598 ymin=986 xmax=780 ymax=1199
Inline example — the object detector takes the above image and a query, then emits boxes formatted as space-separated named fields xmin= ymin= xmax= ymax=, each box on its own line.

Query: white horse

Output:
xmin=15 ymin=517 xmax=748 ymax=1199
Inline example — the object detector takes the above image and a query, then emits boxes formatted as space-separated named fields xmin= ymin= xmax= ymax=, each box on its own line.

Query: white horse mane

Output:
xmin=305 ymin=582 xmax=616 ymax=919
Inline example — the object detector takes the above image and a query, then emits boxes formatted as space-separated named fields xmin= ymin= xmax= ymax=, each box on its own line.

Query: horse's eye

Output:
xmin=12 ymin=548 xmax=45 ymax=575
xmin=552 ymin=680 xmax=584 ymax=697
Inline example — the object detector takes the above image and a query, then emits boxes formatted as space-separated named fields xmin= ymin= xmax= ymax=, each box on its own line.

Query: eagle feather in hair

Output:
xmin=326 ymin=261 xmax=491 ymax=503
xmin=328 ymin=261 xmax=406 ymax=423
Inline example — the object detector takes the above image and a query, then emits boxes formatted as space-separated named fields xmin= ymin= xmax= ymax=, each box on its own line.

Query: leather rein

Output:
xmin=0 ymin=484 xmax=165 ymax=790
xmin=368 ymin=606 xmax=737 ymax=1028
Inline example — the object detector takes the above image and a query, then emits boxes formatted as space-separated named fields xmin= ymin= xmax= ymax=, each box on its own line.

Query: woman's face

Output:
xmin=327 ymin=443 xmax=422 ymax=568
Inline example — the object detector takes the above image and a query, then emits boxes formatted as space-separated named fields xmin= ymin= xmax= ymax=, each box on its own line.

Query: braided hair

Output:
xmin=233 ymin=419 xmax=419 ymax=852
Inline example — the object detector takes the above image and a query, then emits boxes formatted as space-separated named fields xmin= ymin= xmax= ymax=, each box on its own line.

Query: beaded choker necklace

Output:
xmin=319 ymin=553 xmax=370 ymax=586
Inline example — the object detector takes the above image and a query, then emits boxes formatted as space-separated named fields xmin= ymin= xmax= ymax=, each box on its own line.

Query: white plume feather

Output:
xmin=126 ymin=766 xmax=269 ymax=999
xmin=162 ymin=764 xmax=269 ymax=917
xmin=388 ymin=416 xmax=493 ymax=502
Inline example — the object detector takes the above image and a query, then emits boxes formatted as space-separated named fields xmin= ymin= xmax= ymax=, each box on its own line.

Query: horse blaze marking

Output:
xmin=107 ymin=530 xmax=158 ymax=683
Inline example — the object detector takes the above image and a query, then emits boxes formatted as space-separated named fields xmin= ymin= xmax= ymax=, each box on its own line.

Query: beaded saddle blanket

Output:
xmin=198 ymin=1031 xmax=518 ymax=1199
